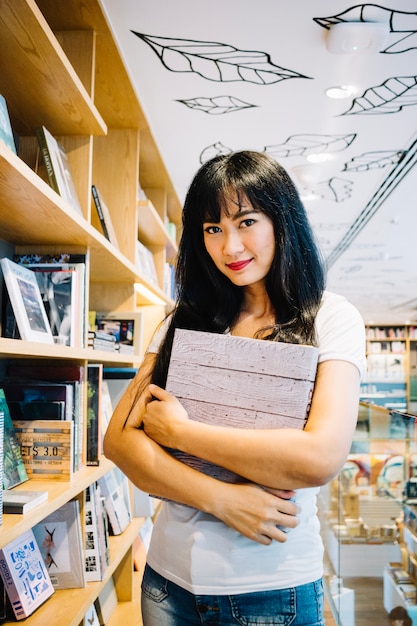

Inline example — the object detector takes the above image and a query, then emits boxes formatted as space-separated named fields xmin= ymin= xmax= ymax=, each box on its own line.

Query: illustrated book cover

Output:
xmin=0 ymin=528 xmax=54 ymax=620
xmin=164 ymin=329 xmax=319 ymax=483
xmin=0 ymin=258 xmax=54 ymax=344
xmin=32 ymin=500 xmax=86 ymax=590
xmin=0 ymin=388 xmax=28 ymax=490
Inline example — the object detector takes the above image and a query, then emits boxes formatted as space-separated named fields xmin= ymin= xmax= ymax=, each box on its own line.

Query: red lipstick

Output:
xmin=227 ymin=260 xmax=252 ymax=271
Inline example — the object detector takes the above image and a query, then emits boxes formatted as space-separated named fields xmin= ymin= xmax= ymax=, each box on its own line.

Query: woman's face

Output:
xmin=202 ymin=195 xmax=276 ymax=289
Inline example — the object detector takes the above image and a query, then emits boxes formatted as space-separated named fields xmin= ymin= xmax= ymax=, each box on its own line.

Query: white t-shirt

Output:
xmin=145 ymin=291 xmax=366 ymax=594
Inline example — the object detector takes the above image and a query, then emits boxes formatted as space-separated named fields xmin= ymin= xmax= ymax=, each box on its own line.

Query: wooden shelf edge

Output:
xmin=1 ymin=518 xmax=145 ymax=626
xmin=0 ymin=458 xmax=116 ymax=548
xmin=0 ymin=0 xmax=106 ymax=136
xmin=137 ymin=199 xmax=177 ymax=258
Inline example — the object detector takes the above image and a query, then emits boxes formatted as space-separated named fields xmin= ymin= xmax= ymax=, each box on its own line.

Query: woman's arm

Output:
xmin=103 ymin=353 xmax=299 ymax=544
xmin=142 ymin=359 xmax=361 ymax=490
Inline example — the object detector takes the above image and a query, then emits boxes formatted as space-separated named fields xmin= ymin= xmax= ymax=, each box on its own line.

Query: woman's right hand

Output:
xmin=212 ymin=482 xmax=299 ymax=545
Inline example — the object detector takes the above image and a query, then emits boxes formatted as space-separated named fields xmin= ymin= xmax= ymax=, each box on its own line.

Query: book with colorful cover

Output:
xmin=0 ymin=389 xmax=28 ymax=490
xmin=0 ymin=528 xmax=54 ymax=620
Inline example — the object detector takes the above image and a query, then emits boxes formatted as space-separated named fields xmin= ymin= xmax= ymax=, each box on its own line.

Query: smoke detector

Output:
xmin=326 ymin=22 xmax=389 ymax=54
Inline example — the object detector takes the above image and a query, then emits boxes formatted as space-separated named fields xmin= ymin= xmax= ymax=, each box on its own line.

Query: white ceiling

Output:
xmin=100 ymin=0 xmax=417 ymax=325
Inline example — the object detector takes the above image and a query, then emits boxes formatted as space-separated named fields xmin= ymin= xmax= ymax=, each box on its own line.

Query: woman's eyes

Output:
xmin=240 ymin=218 xmax=255 ymax=227
xmin=204 ymin=218 xmax=256 ymax=234
xmin=204 ymin=225 xmax=221 ymax=234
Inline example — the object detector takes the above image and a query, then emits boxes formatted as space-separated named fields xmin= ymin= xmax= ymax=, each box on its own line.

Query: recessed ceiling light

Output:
xmin=325 ymin=85 xmax=356 ymax=99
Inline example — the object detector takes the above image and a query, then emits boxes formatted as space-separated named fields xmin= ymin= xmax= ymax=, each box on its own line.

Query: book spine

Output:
xmin=35 ymin=127 xmax=60 ymax=194
xmin=91 ymin=185 xmax=111 ymax=241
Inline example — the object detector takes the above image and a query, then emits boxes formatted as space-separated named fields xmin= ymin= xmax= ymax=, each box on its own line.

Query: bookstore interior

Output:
xmin=0 ymin=1 xmax=417 ymax=625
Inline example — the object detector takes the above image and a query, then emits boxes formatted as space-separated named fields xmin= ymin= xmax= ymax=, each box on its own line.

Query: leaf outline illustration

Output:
xmin=177 ymin=95 xmax=256 ymax=114
xmin=265 ymin=133 xmax=356 ymax=158
xmin=343 ymin=150 xmax=405 ymax=171
xmin=343 ymin=76 xmax=417 ymax=115
xmin=131 ymin=32 xmax=311 ymax=84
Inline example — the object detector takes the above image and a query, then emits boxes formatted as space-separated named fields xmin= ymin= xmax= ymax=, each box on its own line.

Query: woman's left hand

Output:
xmin=142 ymin=384 xmax=189 ymax=447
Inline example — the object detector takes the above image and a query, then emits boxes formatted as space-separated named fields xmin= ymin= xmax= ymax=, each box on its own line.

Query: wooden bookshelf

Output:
xmin=0 ymin=0 xmax=180 ymax=623
xmin=363 ymin=324 xmax=417 ymax=413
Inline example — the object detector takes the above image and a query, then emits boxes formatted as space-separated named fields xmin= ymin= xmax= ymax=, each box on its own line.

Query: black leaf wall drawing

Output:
xmin=264 ymin=133 xmax=356 ymax=158
xmin=314 ymin=5 xmax=417 ymax=54
xmin=306 ymin=178 xmax=354 ymax=203
xmin=343 ymin=76 xmax=417 ymax=115
xmin=343 ymin=150 xmax=405 ymax=172
xmin=177 ymin=95 xmax=256 ymax=114
xmin=200 ymin=142 xmax=233 ymax=164
xmin=131 ymin=32 xmax=311 ymax=84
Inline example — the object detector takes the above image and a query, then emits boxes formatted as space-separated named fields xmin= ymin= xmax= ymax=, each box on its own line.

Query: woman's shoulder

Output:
xmin=317 ymin=290 xmax=363 ymax=321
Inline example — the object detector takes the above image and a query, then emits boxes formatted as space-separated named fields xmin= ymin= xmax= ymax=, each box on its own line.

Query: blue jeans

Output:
xmin=141 ymin=565 xmax=325 ymax=625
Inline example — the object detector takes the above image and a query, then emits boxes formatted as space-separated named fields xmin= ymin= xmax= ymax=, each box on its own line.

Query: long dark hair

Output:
xmin=152 ymin=150 xmax=325 ymax=387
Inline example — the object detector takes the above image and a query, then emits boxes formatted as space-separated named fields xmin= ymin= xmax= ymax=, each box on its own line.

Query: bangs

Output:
xmin=202 ymin=189 xmax=260 ymax=223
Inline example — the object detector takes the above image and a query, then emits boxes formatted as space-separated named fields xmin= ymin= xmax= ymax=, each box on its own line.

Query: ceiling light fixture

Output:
xmin=326 ymin=22 xmax=389 ymax=54
xmin=306 ymin=153 xmax=331 ymax=164
xmin=325 ymin=85 xmax=356 ymax=99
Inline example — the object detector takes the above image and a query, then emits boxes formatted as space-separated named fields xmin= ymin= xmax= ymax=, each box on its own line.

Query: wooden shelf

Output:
xmin=137 ymin=200 xmax=177 ymax=260
xmin=0 ymin=143 xmax=168 ymax=302
xmin=0 ymin=1 xmax=177 ymax=623
xmin=1 ymin=517 xmax=145 ymax=626
xmin=0 ymin=0 xmax=106 ymax=137
xmin=0 ymin=338 xmax=143 ymax=365
xmin=0 ymin=458 xmax=114 ymax=549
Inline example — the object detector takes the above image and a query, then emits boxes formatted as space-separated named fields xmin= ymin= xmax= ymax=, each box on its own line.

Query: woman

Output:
xmin=104 ymin=151 xmax=366 ymax=625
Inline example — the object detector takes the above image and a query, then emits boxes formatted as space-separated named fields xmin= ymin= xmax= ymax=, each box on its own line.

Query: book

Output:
xmin=96 ymin=311 xmax=144 ymax=358
xmin=164 ymin=329 xmax=319 ymax=484
xmin=83 ymin=603 xmax=101 ymax=626
xmin=0 ymin=528 xmax=54 ymax=620
xmin=91 ymin=185 xmax=119 ymax=248
xmin=97 ymin=468 xmax=131 ymax=535
xmin=2 ymin=490 xmax=48 ymax=514
xmin=86 ymin=364 xmax=103 ymax=466
xmin=6 ymin=363 xmax=86 ymax=472
xmin=0 ymin=258 xmax=54 ymax=344
xmin=0 ymin=389 xmax=28 ymax=490
xmin=13 ymin=253 xmax=87 ymax=348
xmin=0 ymin=397 xmax=3 ymax=524
xmin=12 ymin=420 xmax=73 ymax=481
xmin=94 ymin=576 xmax=118 ymax=626
xmin=84 ymin=484 xmax=106 ymax=582
xmin=135 ymin=239 xmax=158 ymax=286
xmin=32 ymin=500 xmax=86 ymax=590
xmin=0 ymin=94 xmax=16 ymax=154
xmin=6 ymin=400 xmax=66 ymax=421
xmin=35 ymin=125 xmax=83 ymax=215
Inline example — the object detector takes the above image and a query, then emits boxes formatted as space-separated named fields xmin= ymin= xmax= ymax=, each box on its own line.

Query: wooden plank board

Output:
xmin=165 ymin=329 xmax=319 ymax=483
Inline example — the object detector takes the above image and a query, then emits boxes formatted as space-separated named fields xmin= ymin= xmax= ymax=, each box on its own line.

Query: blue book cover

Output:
xmin=0 ymin=528 xmax=54 ymax=619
